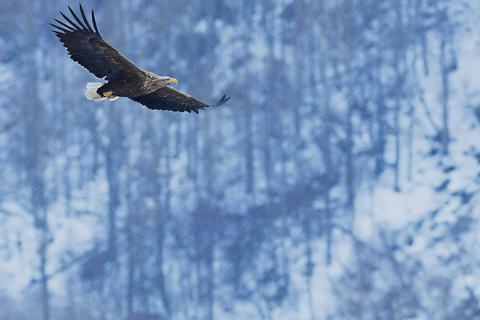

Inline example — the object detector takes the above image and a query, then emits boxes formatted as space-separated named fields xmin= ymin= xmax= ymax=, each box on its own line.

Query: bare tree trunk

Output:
xmin=304 ymin=211 xmax=316 ymax=320
xmin=157 ymin=116 xmax=172 ymax=318
xmin=245 ymin=99 xmax=255 ymax=195
xmin=200 ymin=107 xmax=216 ymax=320
xmin=318 ymin=0 xmax=335 ymax=265
xmin=393 ymin=0 xmax=405 ymax=192
xmin=439 ymin=37 xmax=450 ymax=155
xmin=106 ymin=109 xmax=124 ymax=258
xmin=126 ymin=168 xmax=135 ymax=316
xmin=24 ymin=1 xmax=50 ymax=318
xmin=343 ymin=0 xmax=356 ymax=208
xmin=39 ymin=207 xmax=50 ymax=320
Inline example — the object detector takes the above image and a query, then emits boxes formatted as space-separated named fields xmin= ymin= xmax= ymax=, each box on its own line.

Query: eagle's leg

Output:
xmin=103 ymin=91 xmax=117 ymax=99
xmin=85 ymin=83 xmax=118 ymax=101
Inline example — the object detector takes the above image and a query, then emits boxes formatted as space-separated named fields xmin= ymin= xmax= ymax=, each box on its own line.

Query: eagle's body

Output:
xmin=51 ymin=4 xmax=230 ymax=113
xmin=97 ymin=71 xmax=171 ymax=98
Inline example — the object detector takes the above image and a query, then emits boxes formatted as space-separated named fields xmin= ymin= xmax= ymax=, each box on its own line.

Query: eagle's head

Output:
xmin=148 ymin=72 xmax=178 ymax=86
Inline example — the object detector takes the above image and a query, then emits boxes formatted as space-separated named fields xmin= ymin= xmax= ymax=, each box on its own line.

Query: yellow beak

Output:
xmin=168 ymin=78 xmax=178 ymax=85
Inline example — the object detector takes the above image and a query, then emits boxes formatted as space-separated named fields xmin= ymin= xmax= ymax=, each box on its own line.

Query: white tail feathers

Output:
xmin=86 ymin=82 xmax=106 ymax=101
xmin=85 ymin=82 xmax=119 ymax=101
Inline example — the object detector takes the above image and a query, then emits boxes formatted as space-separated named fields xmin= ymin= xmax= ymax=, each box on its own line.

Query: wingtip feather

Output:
xmin=53 ymin=18 xmax=76 ymax=31
xmin=59 ymin=10 xmax=81 ymax=30
xmin=69 ymin=5 xmax=87 ymax=31
xmin=213 ymin=94 xmax=231 ymax=107
xmin=50 ymin=23 xmax=68 ymax=33
xmin=54 ymin=5 xmax=101 ymax=38
xmin=91 ymin=9 xmax=101 ymax=36
xmin=79 ymin=3 xmax=94 ymax=33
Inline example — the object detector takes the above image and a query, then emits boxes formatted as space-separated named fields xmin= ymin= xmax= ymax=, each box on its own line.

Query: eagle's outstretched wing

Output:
xmin=130 ymin=86 xmax=231 ymax=114
xmin=52 ymin=4 xmax=232 ymax=113
xmin=50 ymin=4 xmax=141 ymax=81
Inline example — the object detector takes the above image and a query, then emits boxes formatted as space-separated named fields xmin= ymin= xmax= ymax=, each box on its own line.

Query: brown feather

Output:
xmin=130 ymin=86 xmax=230 ymax=114
xmin=51 ymin=4 xmax=141 ymax=81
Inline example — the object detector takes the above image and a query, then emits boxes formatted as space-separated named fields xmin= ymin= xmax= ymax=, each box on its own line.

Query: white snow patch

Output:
xmin=195 ymin=19 xmax=208 ymax=34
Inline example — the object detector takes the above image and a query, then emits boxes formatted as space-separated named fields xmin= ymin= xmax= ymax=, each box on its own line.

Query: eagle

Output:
xmin=51 ymin=4 xmax=230 ymax=113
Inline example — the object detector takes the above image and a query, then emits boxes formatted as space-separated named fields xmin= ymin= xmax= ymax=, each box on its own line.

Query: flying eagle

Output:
xmin=51 ymin=4 xmax=230 ymax=113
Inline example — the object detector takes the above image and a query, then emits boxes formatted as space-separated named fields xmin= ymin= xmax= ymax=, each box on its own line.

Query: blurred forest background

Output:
xmin=1 ymin=0 xmax=480 ymax=319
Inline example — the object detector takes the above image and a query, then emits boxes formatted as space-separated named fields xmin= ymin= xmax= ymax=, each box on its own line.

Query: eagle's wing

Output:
xmin=130 ymin=86 xmax=231 ymax=114
xmin=51 ymin=4 xmax=141 ymax=81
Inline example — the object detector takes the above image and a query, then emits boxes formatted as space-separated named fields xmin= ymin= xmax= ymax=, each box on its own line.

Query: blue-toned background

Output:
xmin=1 ymin=1 xmax=480 ymax=319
